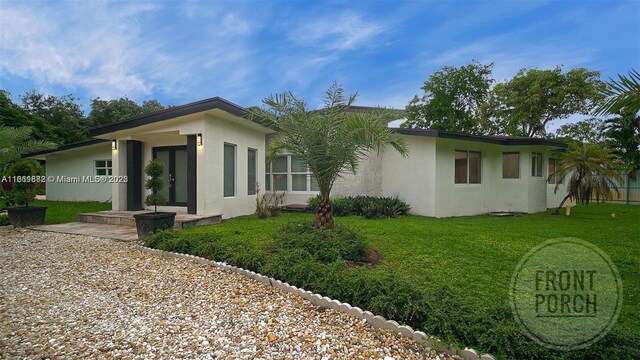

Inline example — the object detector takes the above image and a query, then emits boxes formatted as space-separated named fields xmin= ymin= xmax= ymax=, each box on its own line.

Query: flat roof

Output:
xmin=392 ymin=128 xmax=567 ymax=147
xmin=25 ymin=139 xmax=110 ymax=158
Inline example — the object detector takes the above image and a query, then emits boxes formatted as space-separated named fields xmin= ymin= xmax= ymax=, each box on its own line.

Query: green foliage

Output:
xmin=0 ymin=214 xmax=9 ymax=226
xmin=0 ymin=125 xmax=56 ymax=175
xmin=144 ymin=160 xmax=167 ymax=212
xmin=487 ymin=67 xmax=604 ymax=137
xmin=308 ymin=195 xmax=411 ymax=218
xmin=88 ymin=97 xmax=167 ymax=127
xmin=403 ymin=61 xmax=494 ymax=134
xmin=27 ymin=200 xmax=111 ymax=224
xmin=6 ymin=159 xmax=43 ymax=207
xmin=603 ymin=111 xmax=640 ymax=178
xmin=20 ymin=91 xmax=88 ymax=144
xmin=246 ymin=82 xmax=408 ymax=228
xmin=595 ymin=69 xmax=640 ymax=116
xmin=553 ymin=117 xmax=606 ymax=144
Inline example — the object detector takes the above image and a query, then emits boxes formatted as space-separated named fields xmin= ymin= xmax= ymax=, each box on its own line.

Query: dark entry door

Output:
xmin=153 ymin=146 xmax=187 ymax=206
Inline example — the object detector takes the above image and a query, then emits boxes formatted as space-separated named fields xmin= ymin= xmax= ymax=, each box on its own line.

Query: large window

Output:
xmin=454 ymin=150 xmax=481 ymax=184
xmin=265 ymin=155 xmax=320 ymax=192
xmin=548 ymin=158 xmax=563 ymax=184
xmin=247 ymin=148 xmax=257 ymax=195
xmin=503 ymin=152 xmax=520 ymax=179
xmin=531 ymin=152 xmax=543 ymax=177
xmin=94 ymin=160 xmax=112 ymax=176
xmin=223 ymin=143 xmax=236 ymax=197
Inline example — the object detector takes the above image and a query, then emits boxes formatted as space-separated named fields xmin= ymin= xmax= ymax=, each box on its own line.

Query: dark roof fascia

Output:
xmin=25 ymin=139 xmax=109 ymax=158
xmin=392 ymin=128 xmax=567 ymax=148
xmin=89 ymin=97 xmax=246 ymax=137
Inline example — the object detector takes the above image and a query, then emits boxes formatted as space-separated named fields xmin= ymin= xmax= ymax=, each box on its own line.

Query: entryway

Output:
xmin=153 ymin=146 xmax=187 ymax=206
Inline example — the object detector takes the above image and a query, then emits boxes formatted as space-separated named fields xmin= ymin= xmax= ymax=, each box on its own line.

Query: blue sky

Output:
xmin=1 ymin=0 xmax=639 ymax=129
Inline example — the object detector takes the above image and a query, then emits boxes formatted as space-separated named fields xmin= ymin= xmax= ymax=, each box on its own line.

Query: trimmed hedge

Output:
xmin=307 ymin=195 xmax=410 ymax=218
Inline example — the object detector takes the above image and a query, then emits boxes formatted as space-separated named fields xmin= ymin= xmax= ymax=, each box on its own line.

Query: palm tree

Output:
xmin=247 ymin=83 xmax=408 ymax=229
xmin=550 ymin=142 xmax=624 ymax=214
xmin=0 ymin=125 xmax=56 ymax=174
xmin=594 ymin=69 xmax=640 ymax=116
xmin=603 ymin=111 xmax=640 ymax=180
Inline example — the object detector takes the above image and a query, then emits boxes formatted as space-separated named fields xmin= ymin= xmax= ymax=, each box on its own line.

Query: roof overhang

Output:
xmin=25 ymin=139 xmax=110 ymax=160
xmin=392 ymin=128 xmax=567 ymax=148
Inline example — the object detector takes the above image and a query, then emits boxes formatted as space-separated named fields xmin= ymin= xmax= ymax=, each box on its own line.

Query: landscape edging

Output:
xmin=136 ymin=244 xmax=496 ymax=360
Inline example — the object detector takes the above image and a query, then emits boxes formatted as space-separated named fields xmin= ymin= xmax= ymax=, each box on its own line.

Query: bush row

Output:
xmin=144 ymin=223 xmax=636 ymax=359
xmin=307 ymin=195 xmax=410 ymax=218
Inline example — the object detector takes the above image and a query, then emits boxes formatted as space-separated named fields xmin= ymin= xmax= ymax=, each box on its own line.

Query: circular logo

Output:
xmin=510 ymin=237 xmax=623 ymax=351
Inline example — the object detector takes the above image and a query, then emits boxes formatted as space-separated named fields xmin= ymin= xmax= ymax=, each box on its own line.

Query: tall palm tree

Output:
xmin=594 ymin=69 xmax=640 ymax=116
xmin=550 ymin=142 xmax=624 ymax=214
xmin=604 ymin=111 xmax=640 ymax=180
xmin=0 ymin=125 xmax=56 ymax=174
xmin=247 ymin=83 xmax=408 ymax=229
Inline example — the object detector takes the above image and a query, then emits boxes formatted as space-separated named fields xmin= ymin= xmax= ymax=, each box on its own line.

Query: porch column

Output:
xmin=126 ymin=140 xmax=143 ymax=211
xmin=187 ymin=135 xmax=197 ymax=214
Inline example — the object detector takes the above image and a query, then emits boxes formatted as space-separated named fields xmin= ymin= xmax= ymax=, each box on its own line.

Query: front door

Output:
xmin=152 ymin=146 xmax=187 ymax=206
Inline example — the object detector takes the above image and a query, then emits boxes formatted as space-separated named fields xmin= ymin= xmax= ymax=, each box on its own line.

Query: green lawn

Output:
xmin=30 ymin=200 xmax=111 ymax=224
xmin=150 ymin=204 xmax=639 ymax=358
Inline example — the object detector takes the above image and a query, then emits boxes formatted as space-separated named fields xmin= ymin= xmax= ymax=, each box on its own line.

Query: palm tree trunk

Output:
xmin=315 ymin=198 xmax=334 ymax=229
xmin=553 ymin=194 xmax=572 ymax=215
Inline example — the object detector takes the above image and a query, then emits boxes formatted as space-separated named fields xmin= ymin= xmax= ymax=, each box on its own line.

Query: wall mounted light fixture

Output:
xmin=197 ymin=133 xmax=203 ymax=146
xmin=112 ymin=139 xmax=117 ymax=151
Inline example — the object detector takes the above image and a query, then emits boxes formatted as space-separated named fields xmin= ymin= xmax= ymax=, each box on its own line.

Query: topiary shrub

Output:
xmin=144 ymin=160 xmax=167 ymax=213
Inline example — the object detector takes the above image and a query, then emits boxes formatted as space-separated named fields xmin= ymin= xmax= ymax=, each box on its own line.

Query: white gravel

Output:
xmin=0 ymin=228 xmax=446 ymax=359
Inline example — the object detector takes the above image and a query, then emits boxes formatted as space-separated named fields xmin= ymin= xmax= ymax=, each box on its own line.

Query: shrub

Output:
xmin=307 ymin=195 xmax=411 ymax=218
xmin=6 ymin=159 xmax=43 ymax=207
xmin=0 ymin=214 xmax=9 ymax=226
xmin=144 ymin=160 xmax=167 ymax=212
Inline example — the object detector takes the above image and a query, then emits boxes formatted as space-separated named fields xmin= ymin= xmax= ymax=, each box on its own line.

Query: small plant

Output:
xmin=267 ymin=191 xmax=286 ymax=216
xmin=144 ymin=160 xmax=167 ymax=213
xmin=255 ymin=183 xmax=269 ymax=219
xmin=6 ymin=159 xmax=43 ymax=207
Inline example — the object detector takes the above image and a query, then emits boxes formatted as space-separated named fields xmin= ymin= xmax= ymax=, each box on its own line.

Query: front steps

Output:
xmin=77 ymin=210 xmax=222 ymax=229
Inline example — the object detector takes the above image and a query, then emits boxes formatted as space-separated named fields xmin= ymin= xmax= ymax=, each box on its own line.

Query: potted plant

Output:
xmin=6 ymin=159 xmax=46 ymax=228
xmin=268 ymin=191 xmax=286 ymax=217
xmin=133 ymin=160 xmax=176 ymax=240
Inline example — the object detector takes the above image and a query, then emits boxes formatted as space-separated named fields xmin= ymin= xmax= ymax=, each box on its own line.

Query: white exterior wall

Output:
xmin=45 ymin=143 xmax=112 ymax=202
xmin=381 ymin=135 xmax=437 ymax=216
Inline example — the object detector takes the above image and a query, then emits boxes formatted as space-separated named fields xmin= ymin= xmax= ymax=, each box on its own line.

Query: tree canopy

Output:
xmin=88 ymin=97 xmax=166 ymax=127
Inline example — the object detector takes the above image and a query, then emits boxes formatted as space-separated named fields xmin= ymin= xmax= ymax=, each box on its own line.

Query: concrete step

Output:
xmin=77 ymin=211 xmax=222 ymax=229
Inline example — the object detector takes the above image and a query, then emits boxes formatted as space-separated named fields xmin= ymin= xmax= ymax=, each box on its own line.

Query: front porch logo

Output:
xmin=510 ymin=238 xmax=622 ymax=351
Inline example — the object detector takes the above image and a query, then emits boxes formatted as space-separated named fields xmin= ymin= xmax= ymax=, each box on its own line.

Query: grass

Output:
xmin=149 ymin=204 xmax=639 ymax=358
xmin=29 ymin=200 xmax=112 ymax=224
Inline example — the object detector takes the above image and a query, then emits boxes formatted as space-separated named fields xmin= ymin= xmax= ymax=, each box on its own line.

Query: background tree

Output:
xmin=603 ymin=111 xmax=640 ymax=179
xmin=20 ymin=91 xmax=87 ymax=144
xmin=487 ymin=67 xmax=604 ymax=137
xmin=248 ymin=83 xmax=408 ymax=229
xmin=403 ymin=61 xmax=494 ymax=134
xmin=553 ymin=117 xmax=606 ymax=144
xmin=0 ymin=125 xmax=55 ymax=176
xmin=0 ymin=91 xmax=55 ymax=142
xmin=550 ymin=142 xmax=623 ymax=214
xmin=88 ymin=97 xmax=167 ymax=127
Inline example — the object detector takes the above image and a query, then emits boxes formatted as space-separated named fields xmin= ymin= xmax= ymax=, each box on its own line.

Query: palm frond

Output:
xmin=594 ymin=69 xmax=640 ymax=115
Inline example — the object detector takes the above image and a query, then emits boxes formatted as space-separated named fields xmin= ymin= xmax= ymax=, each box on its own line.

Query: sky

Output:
xmin=1 ymin=0 xmax=639 ymax=130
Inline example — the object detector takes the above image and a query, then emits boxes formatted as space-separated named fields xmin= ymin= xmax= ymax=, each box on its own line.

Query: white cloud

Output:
xmin=290 ymin=12 xmax=386 ymax=50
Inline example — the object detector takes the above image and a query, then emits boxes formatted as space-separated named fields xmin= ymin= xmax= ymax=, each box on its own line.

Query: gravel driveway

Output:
xmin=0 ymin=228 xmax=443 ymax=359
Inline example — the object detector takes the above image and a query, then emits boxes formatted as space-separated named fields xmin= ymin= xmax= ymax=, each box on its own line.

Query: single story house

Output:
xmin=28 ymin=96 xmax=569 ymax=218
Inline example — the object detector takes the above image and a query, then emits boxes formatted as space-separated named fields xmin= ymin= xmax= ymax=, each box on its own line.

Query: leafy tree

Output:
xmin=488 ymin=67 xmax=604 ymax=137
xmin=403 ymin=61 xmax=494 ymax=134
xmin=0 ymin=90 xmax=55 ymax=142
xmin=20 ymin=91 xmax=88 ymax=144
xmin=553 ymin=117 xmax=606 ymax=144
xmin=88 ymin=97 xmax=167 ymax=127
xmin=0 ymin=125 xmax=55 ymax=175
xmin=604 ymin=111 xmax=640 ymax=179
xmin=550 ymin=143 xmax=623 ymax=214
xmin=248 ymin=82 xmax=408 ymax=229
xmin=594 ymin=69 xmax=640 ymax=116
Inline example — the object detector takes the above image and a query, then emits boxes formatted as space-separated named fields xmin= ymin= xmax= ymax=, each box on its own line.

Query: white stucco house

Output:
xmin=28 ymin=96 xmax=569 ymax=219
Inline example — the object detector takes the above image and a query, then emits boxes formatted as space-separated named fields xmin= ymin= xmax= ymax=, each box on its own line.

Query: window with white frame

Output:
xmin=94 ymin=160 xmax=112 ymax=176
xmin=265 ymin=155 xmax=319 ymax=192
xmin=548 ymin=158 xmax=563 ymax=184
xmin=502 ymin=152 xmax=520 ymax=179
xmin=454 ymin=150 xmax=481 ymax=184
xmin=531 ymin=152 xmax=543 ymax=177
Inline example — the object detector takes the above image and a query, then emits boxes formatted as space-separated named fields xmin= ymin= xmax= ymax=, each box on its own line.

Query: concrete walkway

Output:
xmin=28 ymin=222 xmax=138 ymax=241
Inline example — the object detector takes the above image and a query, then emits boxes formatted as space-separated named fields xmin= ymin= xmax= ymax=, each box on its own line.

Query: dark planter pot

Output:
xmin=269 ymin=208 xmax=281 ymax=217
xmin=7 ymin=206 xmax=47 ymax=228
xmin=134 ymin=212 xmax=176 ymax=240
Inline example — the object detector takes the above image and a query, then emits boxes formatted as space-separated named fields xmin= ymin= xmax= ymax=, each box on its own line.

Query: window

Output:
xmin=265 ymin=161 xmax=271 ymax=191
xmin=265 ymin=155 xmax=320 ymax=192
xmin=531 ymin=152 xmax=543 ymax=177
xmin=503 ymin=152 xmax=520 ymax=179
xmin=247 ymin=148 xmax=257 ymax=195
xmin=223 ymin=143 xmax=236 ymax=197
xmin=94 ymin=160 xmax=112 ymax=176
xmin=454 ymin=150 xmax=481 ymax=184
xmin=548 ymin=158 xmax=563 ymax=184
